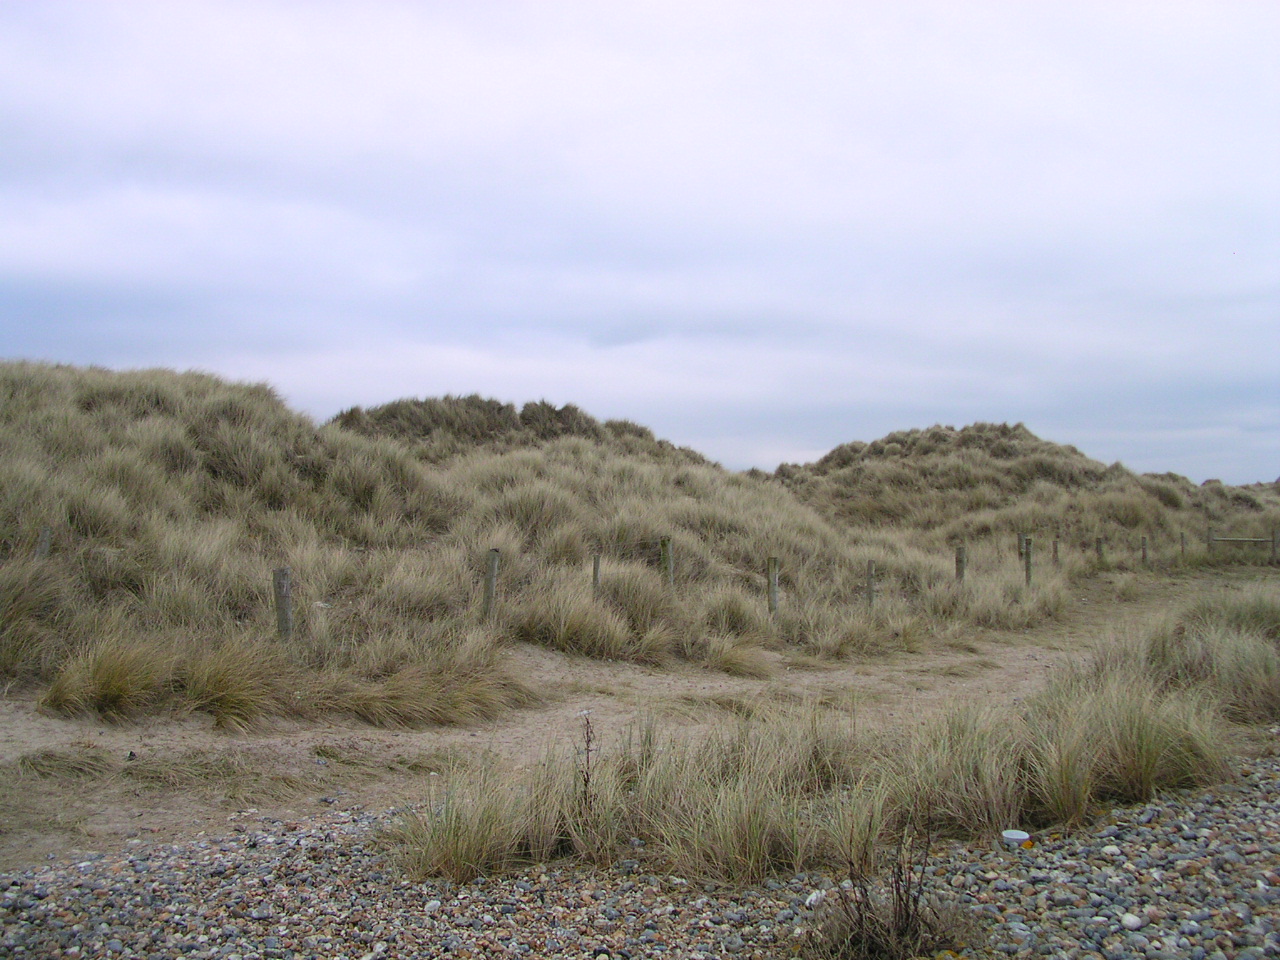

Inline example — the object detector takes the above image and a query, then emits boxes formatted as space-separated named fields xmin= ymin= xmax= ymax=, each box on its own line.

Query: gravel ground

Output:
xmin=4 ymin=756 xmax=1280 ymax=960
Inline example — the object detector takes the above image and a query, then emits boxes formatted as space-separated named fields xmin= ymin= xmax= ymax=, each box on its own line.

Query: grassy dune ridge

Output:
xmin=780 ymin=421 xmax=1275 ymax=544
xmin=1 ymin=360 xmax=1276 ymax=728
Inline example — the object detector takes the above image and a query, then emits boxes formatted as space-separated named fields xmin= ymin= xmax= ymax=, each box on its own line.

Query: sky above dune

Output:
xmin=1 ymin=2 xmax=1277 ymax=482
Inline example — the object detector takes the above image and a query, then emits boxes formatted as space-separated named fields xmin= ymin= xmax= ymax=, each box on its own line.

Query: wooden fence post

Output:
xmin=1052 ymin=538 xmax=1060 ymax=565
xmin=1024 ymin=537 xmax=1033 ymax=587
xmin=955 ymin=545 xmax=966 ymax=583
xmin=482 ymin=548 xmax=500 ymax=618
xmin=659 ymin=537 xmax=674 ymax=588
xmin=34 ymin=526 xmax=52 ymax=559
xmin=592 ymin=554 xmax=601 ymax=594
xmin=1017 ymin=534 xmax=1025 ymax=560
xmin=1207 ymin=527 xmax=1214 ymax=557
xmin=1181 ymin=532 xmax=1186 ymax=560
xmin=1272 ymin=529 xmax=1277 ymax=564
xmin=1141 ymin=536 xmax=1148 ymax=565
xmin=273 ymin=567 xmax=293 ymax=641
xmin=1095 ymin=537 xmax=1104 ymax=563
xmin=766 ymin=557 xmax=779 ymax=616
xmin=865 ymin=560 xmax=875 ymax=609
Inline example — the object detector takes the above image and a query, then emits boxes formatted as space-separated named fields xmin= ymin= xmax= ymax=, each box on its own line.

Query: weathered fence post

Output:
xmin=1141 ymin=536 xmax=1148 ymax=565
xmin=34 ymin=526 xmax=52 ymax=559
xmin=659 ymin=537 xmax=674 ymax=588
xmin=1095 ymin=537 xmax=1104 ymax=563
xmin=273 ymin=567 xmax=293 ymax=641
xmin=1272 ymin=529 xmax=1277 ymax=564
xmin=1024 ymin=537 xmax=1033 ymax=587
xmin=592 ymin=554 xmax=601 ymax=594
xmin=1052 ymin=538 xmax=1060 ymax=565
xmin=865 ymin=560 xmax=875 ymax=609
xmin=766 ymin=557 xmax=779 ymax=617
xmin=1181 ymin=532 xmax=1186 ymax=560
xmin=1207 ymin=527 xmax=1214 ymax=557
xmin=482 ymin=548 xmax=500 ymax=619
xmin=955 ymin=545 xmax=966 ymax=583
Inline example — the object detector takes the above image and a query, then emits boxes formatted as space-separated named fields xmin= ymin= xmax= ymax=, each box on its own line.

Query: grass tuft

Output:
xmin=340 ymin=630 xmax=538 ymax=727
xmin=17 ymin=746 xmax=117 ymax=780
xmin=40 ymin=638 xmax=173 ymax=719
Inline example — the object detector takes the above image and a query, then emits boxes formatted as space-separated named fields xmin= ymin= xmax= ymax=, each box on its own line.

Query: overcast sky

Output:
xmin=1 ymin=2 xmax=1276 ymax=482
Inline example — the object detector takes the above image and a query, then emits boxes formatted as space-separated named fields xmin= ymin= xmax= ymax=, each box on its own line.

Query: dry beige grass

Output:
xmin=390 ymin=586 xmax=1264 ymax=883
xmin=2 ymin=361 xmax=1276 ymax=730
xmin=781 ymin=422 xmax=1279 ymax=563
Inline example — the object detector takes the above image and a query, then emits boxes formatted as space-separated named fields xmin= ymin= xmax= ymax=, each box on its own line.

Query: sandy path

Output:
xmin=1 ymin=567 xmax=1271 ymax=871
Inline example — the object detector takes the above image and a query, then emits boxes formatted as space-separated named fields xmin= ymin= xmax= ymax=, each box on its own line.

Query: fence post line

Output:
xmin=1141 ymin=536 xmax=1148 ymax=565
xmin=865 ymin=560 xmax=875 ymax=609
xmin=34 ymin=526 xmax=52 ymax=559
xmin=659 ymin=537 xmax=674 ymax=589
xmin=1052 ymin=538 xmax=1060 ymax=565
xmin=273 ymin=567 xmax=293 ymax=641
xmin=1207 ymin=527 xmax=1214 ymax=557
xmin=592 ymin=554 xmax=601 ymax=594
xmin=955 ymin=544 xmax=966 ymax=583
xmin=766 ymin=557 xmax=779 ymax=617
xmin=1181 ymin=532 xmax=1186 ymax=560
xmin=1095 ymin=537 xmax=1104 ymax=563
xmin=1024 ymin=537 xmax=1033 ymax=587
xmin=482 ymin=548 xmax=500 ymax=619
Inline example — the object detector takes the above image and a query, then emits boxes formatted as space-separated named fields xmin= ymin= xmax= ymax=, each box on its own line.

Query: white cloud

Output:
xmin=0 ymin=1 xmax=1276 ymax=482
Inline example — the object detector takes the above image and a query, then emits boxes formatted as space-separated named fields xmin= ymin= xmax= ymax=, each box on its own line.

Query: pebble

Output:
xmin=3 ymin=757 xmax=1280 ymax=958
xmin=926 ymin=754 xmax=1280 ymax=958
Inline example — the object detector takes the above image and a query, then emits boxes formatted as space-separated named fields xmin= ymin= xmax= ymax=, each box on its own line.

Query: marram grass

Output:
xmin=2 ymin=361 xmax=1276 ymax=726
xmin=392 ymin=588 xmax=1264 ymax=882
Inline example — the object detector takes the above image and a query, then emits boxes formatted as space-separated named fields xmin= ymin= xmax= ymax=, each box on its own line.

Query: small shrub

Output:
xmin=636 ymin=733 xmax=823 ymax=882
xmin=1141 ymin=613 xmax=1280 ymax=724
xmin=1113 ymin=573 xmax=1141 ymax=602
xmin=807 ymin=814 xmax=984 ymax=960
xmin=489 ymin=481 xmax=584 ymax=543
xmin=1023 ymin=721 xmax=1095 ymax=827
